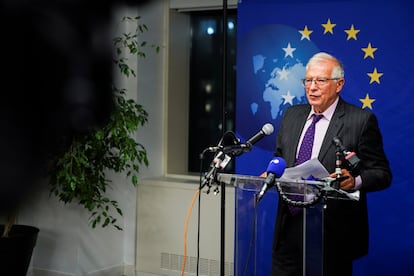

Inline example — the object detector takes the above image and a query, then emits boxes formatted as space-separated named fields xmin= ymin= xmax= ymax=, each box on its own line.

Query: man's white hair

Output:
xmin=306 ymin=52 xmax=344 ymax=78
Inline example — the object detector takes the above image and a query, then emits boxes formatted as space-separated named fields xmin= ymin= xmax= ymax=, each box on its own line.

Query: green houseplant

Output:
xmin=47 ymin=15 xmax=159 ymax=230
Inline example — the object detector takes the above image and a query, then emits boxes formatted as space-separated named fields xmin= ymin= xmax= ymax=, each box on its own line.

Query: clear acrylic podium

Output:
xmin=217 ymin=173 xmax=357 ymax=276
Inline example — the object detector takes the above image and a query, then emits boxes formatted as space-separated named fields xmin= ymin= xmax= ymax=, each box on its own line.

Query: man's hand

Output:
xmin=329 ymin=168 xmax=355 ymax=191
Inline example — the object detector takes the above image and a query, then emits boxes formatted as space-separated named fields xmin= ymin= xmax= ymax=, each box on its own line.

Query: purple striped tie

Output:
xmin=289 ymin=114 xmax=323 ymax=215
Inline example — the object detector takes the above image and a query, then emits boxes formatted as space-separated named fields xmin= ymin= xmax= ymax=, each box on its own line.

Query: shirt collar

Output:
xmin=308 ymin=97 xmax=339 ymax=121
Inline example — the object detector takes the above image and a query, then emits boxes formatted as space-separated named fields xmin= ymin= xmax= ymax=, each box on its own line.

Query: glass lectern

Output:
xmin=217 ymin=173 xmax=358 ymax=276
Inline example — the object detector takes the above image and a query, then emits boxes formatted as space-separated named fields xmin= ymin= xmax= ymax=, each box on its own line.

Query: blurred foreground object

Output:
xmin=0 ymin=0 xmax=150 ymax=214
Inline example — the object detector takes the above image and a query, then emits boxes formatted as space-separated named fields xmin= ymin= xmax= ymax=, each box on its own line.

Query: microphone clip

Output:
xmin=221 ymin=142 xmax=252 ymax=156
xmin=332 ymin=136 xmax=361 ymax=176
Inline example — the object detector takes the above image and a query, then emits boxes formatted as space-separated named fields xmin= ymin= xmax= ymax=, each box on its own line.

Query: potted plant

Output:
xmin=0 ymin=213 xmax=39 ymax=275
xmin=48 ymin=15 xmax=159 ymax=229
xmin=0 ymin=15 xmax=159 ymax=274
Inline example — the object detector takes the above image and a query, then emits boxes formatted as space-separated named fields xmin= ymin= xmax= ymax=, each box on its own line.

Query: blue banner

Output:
xmin=235 ymin=0 xmax=414 ymax=275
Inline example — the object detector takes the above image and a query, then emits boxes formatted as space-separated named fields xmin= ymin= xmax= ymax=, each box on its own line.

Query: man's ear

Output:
xmin=336 ymin=78 xmax=345 ymax=93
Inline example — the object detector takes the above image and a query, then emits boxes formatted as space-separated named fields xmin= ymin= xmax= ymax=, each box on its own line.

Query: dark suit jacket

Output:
xmin=273 ymin=97 xmax=392 ymax=260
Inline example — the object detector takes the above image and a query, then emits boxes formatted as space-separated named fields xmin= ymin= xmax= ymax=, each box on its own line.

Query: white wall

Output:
xmin=19 ymin=174 xmax=134 ymax=276
xmin=136 ymin=0 xmax=169 ymax=179
xmin=136 ymin=178 xmax=235 ymax=276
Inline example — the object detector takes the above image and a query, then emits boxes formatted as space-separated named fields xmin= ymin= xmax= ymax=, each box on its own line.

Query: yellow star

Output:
xmin=367 ymin=68 xmax=383 ymax=84
xmin=322 ymin=18 xmax=336 ymax=34
xmin=362 ymin=43 xmax=378 ymax=59
xmin=344 ymin=24 xmax=360 ymax=40
xmin=359 ymin=93 xmax=376 ymax=110
xmin=299 ymin=25 xmax=313 ymax=40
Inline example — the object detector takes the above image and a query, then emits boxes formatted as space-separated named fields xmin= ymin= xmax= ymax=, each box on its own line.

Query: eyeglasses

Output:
xmin=301 ymin=78 xmax=340 ymax=87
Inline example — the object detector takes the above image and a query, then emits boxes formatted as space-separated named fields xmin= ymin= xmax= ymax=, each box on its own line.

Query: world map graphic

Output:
xmin=237 ymin=24 xmax=319 ymax=151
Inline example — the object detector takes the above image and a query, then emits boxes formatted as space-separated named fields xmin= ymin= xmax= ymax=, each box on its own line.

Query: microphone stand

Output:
xmin=199 ymin=1 xmax=230 ymax=274
xmin=220 ymin=1 xmax=228 ymax=276
xmin=199 ymin=149 xmax=230 ymax=276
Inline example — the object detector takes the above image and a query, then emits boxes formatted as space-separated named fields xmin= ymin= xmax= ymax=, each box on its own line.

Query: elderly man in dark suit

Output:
xmin=270 ymin=52 xmax=392 ymax=276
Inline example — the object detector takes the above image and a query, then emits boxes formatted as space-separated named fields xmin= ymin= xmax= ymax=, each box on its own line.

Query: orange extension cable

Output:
xmin=181 ymin=188 xmax=200 ymax=276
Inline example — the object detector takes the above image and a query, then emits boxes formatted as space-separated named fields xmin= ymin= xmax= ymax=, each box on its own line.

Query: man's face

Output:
xmin=304 ymin=60 xmax=344 ymax=113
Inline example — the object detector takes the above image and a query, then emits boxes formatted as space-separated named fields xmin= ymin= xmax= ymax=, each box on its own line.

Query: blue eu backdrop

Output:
xmin=235 ymin=0 xmax=414 ymax=275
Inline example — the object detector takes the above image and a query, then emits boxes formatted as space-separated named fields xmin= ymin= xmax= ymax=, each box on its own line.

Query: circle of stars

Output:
xmin=279 ymin=17 xmax=382 ymax=110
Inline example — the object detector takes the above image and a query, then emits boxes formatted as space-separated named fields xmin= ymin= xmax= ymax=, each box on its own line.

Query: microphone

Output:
xmin=246 ymin=123 xmax=274 ymax=146
xmin=332 ymin=136 xmax=361 ymax=174
xmin=256 ymin=157 xmax=286 ymax=204
xmin=221 ymin=123 xmax=274 ymax=155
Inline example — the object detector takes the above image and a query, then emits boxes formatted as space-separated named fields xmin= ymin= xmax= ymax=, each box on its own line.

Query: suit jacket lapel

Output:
xmin=286 ymin=105 xmax=310 ymax=166
xmin=318 ymin=98 xmax=346 ymax=163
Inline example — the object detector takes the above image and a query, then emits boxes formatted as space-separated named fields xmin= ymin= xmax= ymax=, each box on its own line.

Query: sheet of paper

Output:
xmin=281 ymin=158 xmax=329 ymax=180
